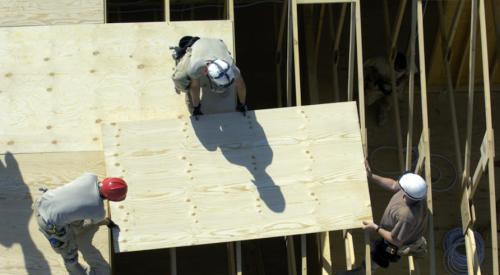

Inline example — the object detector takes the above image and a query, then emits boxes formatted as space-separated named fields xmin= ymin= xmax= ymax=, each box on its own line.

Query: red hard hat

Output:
xmin=101 ymin=178 xmax=128 ymax=202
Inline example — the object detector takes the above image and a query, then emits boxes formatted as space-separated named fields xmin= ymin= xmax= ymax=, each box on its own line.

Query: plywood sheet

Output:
xmin=0 ymin=151 xmax=110 ymax=274
xmin=0 ymin=21 xmax=236 ymax=154
xmin=0 ymin=0 xmax=104 ymax=27
xmin=102 ymin=102 xmax=372 ymax=253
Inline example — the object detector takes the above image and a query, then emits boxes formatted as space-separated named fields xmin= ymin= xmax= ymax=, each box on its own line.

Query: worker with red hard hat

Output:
xmin=32 ymin=173 xmax=127 ymax=275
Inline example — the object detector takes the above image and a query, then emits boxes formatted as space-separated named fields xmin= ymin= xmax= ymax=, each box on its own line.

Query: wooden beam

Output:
xmin=303 ymin=5 xmax=320 ymax=104
xmin=343 ymin=229 xmax=356 ymax=269
xmin=469 ymin=133 xmax=489 ymax=199
xmin=286 ymin=236 xmax=297 ymax=275
xmin=237 ymin=241 xmax=242 ymax=275
xmin=446 ymin=0 xmax=466 ymax=52
xmin=355 ymin=0 xmax=366 ymax=139
xmin=170 ymin=248 xmax=177 ymax=275
xmin=287 ymin=0 xmax=294 ymax=107
xmin=301 ymin=235 xmax=307 ymax=275
xmin=315 ymin=4 xmax=326 ymax=66
xmin=227 ymin=0 xmax=236 ymax=60
xmin=407 ymin=0 xmax=417 ymax=172
xmin=383 ymin=0 xmax=406 ymax=174
xmin=479 ymin=0 xmax=499 ymax=272
xmin=164 ymin=0 xmax=170 ymax=21
xmin=416 ymin=1 xmax=435 ymax=273
xmin=347 ymin=3 xmax=355 ymax=101
xmin=329 ymin=3 xmax=347 ymax=102
xmin=276 ymin=0 xmax=290 ymax=107
xmin=320 ymin=232 xmax=332 ymax=274
xmin=228 ymin=242 xmax=236 ymax=275
xmin=104 ymin=0 xmax=107 ymax=23
xmin=291 ymin=0 xmax=302 ymax=106
xmin=465 ymin=228 xmax=482 ymax=274
xmin=364 ymin=230 xmax=371 ymax=275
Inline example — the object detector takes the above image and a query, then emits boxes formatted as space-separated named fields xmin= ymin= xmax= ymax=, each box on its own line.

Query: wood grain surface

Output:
xmin=0 ymin=0 xmax=104 ymax=27
xmin=102 ymin=102 xmax=372 ymax=253
xmin=0 ymin=21 xmax=236 ymax=154
xmin=0 ymin=151 xmax=110 ymax=274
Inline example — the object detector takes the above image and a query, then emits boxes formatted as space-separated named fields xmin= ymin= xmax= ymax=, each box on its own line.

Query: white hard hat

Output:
xmin=207 ymin=59 xmax=235 ymax=88
xmin=398 ymin=172 xmax=427 ymax=201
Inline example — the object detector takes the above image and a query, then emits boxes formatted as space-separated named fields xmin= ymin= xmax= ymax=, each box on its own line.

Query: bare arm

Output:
xmin=365 ymin=159 xmax=399 ymax=192
xmin=233 ymin=76 xmax=246 ymax=104
xmin=190 ymin=79 xmax=201 ymax=107
xmin=96 ymin=219 xmax=110 ymax=226
xmin=362 ymin=221 xmax=404 ymax=246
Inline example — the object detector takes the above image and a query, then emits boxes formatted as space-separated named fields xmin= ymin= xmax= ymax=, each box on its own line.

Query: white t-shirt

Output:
xmin=38 ymin=173 xmax=105 ymax=228
xmin=364 ymin=55 xmax=418 ymax=83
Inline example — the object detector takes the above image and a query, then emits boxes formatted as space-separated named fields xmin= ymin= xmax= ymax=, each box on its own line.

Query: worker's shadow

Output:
xmin=0 ymin=152 xmax=50 ymax=274
xmin=191 ymin=112 xmax=285 ymax=213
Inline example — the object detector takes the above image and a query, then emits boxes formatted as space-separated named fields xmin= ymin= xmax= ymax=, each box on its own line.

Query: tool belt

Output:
xmin=372 ymin=237 xmax=400 ymax=269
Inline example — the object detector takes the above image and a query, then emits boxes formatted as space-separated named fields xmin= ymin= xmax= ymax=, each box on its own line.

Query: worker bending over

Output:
xmin=32 ymin=173 xmax=128 ymax=275
xmin=171 ymin=36 xmax=247 ymax=120
xmin=363 ymin=52 xmax=417 ymax=126
xmin=338 ymin=160 xmax=428 ymax=274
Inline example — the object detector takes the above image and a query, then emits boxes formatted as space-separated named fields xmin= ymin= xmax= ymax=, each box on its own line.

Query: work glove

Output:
xmin=236 ymin=102 xmax=247 ymax=117
xmin=193 ymin=103 xmax=203 ymax=121
xmin=106 ymin=218 xmax=118 ymax=229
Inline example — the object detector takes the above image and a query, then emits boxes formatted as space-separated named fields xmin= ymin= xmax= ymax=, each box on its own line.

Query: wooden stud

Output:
xmin=408 ymin=256 xmax=416 ymax=274
xmin=164 ymin=0 xmax=170 ymax=22
xmin=478 ymin=0 xmax=499 ymax=272
xmin=228 ymin=242 xmax=236 ymax=275
xmin=329 ymin=3 xmax=347 ymax=102
xmin=315 ymin=4 xmax=326 ymax=66
xmin=455 ymin=36 xmax=470 ymax=90
xmin=303 ymin=5 xmax=320 ymax=104
xmin=287 ymin=0 xmax=294 ymax=107
xmin=489 ymin=0 xmax=499 ymax=82
xmin=170 ymin=248 xmax=177 ymax=275
xmin=301 ymin=235 xmax=307 ymax=275
xmin=407 ymin=0 xmax=417 ymax=172
xmin=355 ymin=0 xmax=366 ymax=139
xmin=436 ymin=0 xmax=464 ymax=176
xmin=347 ymin=3 xmax=355 ymax=102
xmin=287 ymin=236 xmax=297 ymax=275
xmin=320 ymin=232 xmax=332 ymax=274
xmin=465 ymin=228 xmax=482 ymax=274
xmin=383 ymin=0 xmax=406 ymax=174
xmin=237 ymin=241 xmax=242 ymax=275
xmin=364 ymin=230 xmax=371 ymax=275
xmin=291 ymin=0 xmax=302 ymax=106
xmin=227 ymin=0 xmax=236 ymax=61
xmin=416 ymin=1 xmax=435 ymax=273
xmin=276 ymin=0 xmax=290 ymax=107
xmin=104 ymin=0 xmax=107 ymax=23
xmin=343 ymin=229 xmax=356 ymax=269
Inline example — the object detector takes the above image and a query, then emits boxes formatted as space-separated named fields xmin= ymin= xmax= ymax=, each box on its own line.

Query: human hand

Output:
xmin=362 ymin=221 xmax=378 ymax=231
xmin=365 ymin=159 xmax=372 ymax=178
xmin=193 ymin=103 xmax=203 ymax=121
xmin=236 ymin=102 xmax=247 ymax=117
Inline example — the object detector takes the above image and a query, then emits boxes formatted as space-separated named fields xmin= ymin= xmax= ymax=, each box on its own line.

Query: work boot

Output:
xmin=377 ymin=108 xmax=387 ymax=126
xmin=336 ymin=260 xmax=378 ymax=275
xmin=397 ymin=246 xmax=428 ymax=259
xmin=65 ymin=261 xmax=95 ymax=275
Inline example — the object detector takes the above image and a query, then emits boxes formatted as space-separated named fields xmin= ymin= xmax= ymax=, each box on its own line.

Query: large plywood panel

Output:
xmin=102 ymin=102 xmax=372 ymax=253
xmin=0 ymin=21 xmax=236 ymax=154
xmin=0 ymin=151 xmax=110 ymax=274
xmin=0 ymin=0 xmax=104 ymax=27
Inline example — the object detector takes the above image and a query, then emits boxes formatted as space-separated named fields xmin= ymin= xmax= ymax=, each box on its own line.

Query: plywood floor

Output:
xmin=103 ymin=102 xmax=372 ymax=253
xmin=0 ymin=0 xmax=104 ymax=27
xmin=0 ymin=21 xmax=236 ymax=154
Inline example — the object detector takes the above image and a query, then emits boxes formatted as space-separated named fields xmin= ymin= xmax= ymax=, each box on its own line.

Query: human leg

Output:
xmin=377 ymin=94 xmax=393 ymax=126
xmin=397 ymin=236 xmax=428 ymax=259
xmin=336 ymin=260 xmax=379 ymax=275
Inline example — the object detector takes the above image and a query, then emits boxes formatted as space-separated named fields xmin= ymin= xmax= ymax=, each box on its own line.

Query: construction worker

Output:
xmin=337 ymin=160 xmax=428 ymax=275
xmin=363 ymin=52 xmax=417 ymax=126
xmin=171 ymin=36 xmax=247 ymax=120
xmin=32 ymin=173 xmax=127 ymax=275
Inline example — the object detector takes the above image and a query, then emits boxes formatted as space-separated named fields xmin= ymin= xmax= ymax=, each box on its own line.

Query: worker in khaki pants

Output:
xmin=338 ymin=161 xmax=428 ymax=274
xmin=32 ymin=173 xmax=127 ymax=275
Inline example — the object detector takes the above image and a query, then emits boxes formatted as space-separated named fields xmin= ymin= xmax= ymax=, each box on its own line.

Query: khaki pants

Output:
xmin=398 ymin=236 xmax=428 ymax=258
xmin=365 ymin=80 xmax=394 ymax=111
xmin=32 ymin=196 xmax=89 ymax=264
